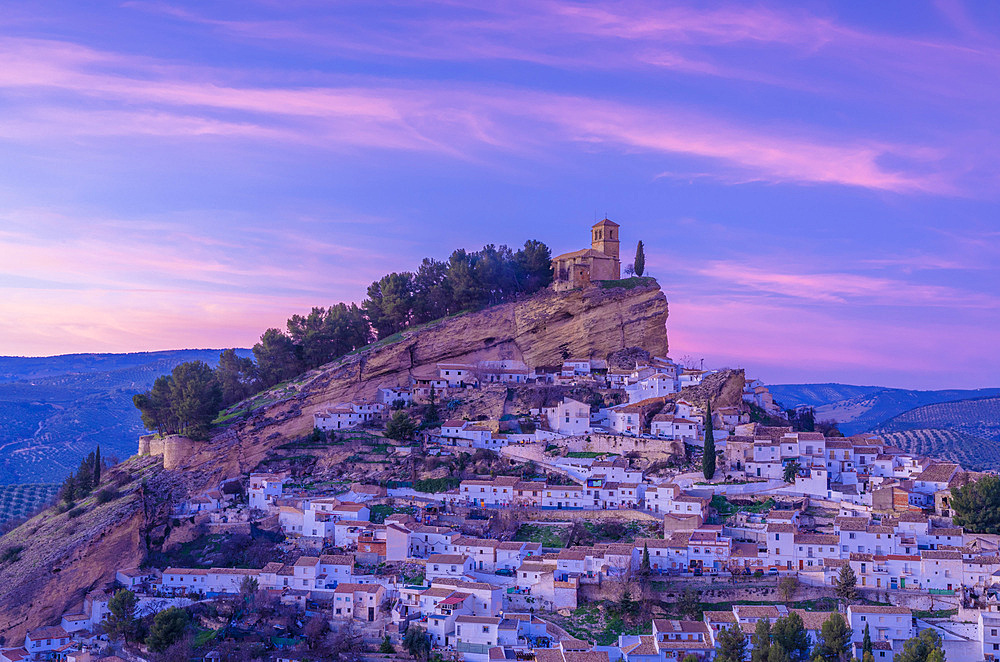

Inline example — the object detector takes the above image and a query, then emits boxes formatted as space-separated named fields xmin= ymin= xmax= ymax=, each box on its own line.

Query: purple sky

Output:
xmin=1 ymin=1 xmax=998 ymax=389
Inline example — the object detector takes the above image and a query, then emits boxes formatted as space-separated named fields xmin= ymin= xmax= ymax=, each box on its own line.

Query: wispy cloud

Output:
xmin=0 ymin=37 xmax=954 ymax=192
xmin=690 ymin=261 xmax=998 ymax=307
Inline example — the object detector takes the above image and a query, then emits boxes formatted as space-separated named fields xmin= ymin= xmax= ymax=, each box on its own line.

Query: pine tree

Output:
xmin=76 ymin=452 xmax=94 ymax=495
xmin=59 ymin=473 xmax=77 ymax=505
xmin=767 ymin=642 xmax=791 ymax=662
xmin=103 ymin=588 xmax=138 ymax=644
xmin=834 ymin=564 xmax=859 ymax=602
xmin=813 ymin=612 xmax=852 ymax=662
xmin=93 ymin=445 xmax=101 ymax=486
xmin=716 ymin=623 xmax=748 ymax=662
xmin=751 ymin=618 xmax=771 ymax=662
xmin=703 ymin=401 xmax=716 ymax=480
xmin=771 ymin=612 xmax=810 ymax=662
xmin=426 ymin=385 xmax=440 ymax=425
xmin=634 ymin=241 xmax=645 ymax=277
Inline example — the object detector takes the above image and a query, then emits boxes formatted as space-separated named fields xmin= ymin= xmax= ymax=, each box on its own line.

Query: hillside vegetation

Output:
xmin=875 ymin=396 xmax=1000 ymax=441
xmin=770 ymin=384 xmax=1000 ymax=435
xmin=0 ymin=483 xmax=59 ymax=525
xmin=133 ymin=240 xmax=556 ymax=441
xmin=879 ymin=429 xmax=1000 ymax=471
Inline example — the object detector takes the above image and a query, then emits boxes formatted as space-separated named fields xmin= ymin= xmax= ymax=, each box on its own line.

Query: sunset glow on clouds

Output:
xmin=1 ymin=1 xmax=999 ymax=388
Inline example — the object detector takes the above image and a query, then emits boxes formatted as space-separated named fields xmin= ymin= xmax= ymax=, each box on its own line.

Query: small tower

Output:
xmin=592 ymin=218 xmax=621 ymax=278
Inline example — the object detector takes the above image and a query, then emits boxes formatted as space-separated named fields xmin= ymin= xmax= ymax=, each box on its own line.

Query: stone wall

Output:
xmin=137 ymin=434 xmax=197 ymax=470
xmin=566 ymin=433 xmax=684 ymax=458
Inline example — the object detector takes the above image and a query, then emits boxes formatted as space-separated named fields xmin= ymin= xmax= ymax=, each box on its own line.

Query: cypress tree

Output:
xmin=93 ymin=445 xmax=102 ymax=486
xmin=634 ymin=241 xmax=645 ymax=277
xmin=703 ymin=401 xmax=716 ymax=480
xmin=862 ymin=623 xmax=872 ymax=658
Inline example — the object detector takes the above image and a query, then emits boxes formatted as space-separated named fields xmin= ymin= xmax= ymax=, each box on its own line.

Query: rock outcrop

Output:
xmin=175 ymin=282 xmax=668 ymax=483
xmin=0 ymin=282 xmax=669 ymax=639
xmin=0 ymin=456 xmax=181 ymax=644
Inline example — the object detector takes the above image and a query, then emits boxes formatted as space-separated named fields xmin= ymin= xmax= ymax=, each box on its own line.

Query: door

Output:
xmin=368 ymin=607 xmax=375 ymax=621
xmin=799 ymin=560 xmax=803 ymax=570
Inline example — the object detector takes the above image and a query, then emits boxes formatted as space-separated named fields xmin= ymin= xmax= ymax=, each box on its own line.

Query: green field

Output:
xmin=0 ymin=483 xmax=59 ymax=523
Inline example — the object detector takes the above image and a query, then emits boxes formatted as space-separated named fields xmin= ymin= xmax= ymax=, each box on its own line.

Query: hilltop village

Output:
xmin=3 ymin=222 xmax=996 ymax=662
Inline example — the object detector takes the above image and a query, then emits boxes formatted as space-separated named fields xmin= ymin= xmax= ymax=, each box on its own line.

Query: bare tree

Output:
xmin=325 ymin=620 xmax=364 ymax=662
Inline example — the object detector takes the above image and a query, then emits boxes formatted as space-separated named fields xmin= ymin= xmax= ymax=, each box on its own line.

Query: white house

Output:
xmin=249 ymin=472 xmax=287 ymax=510
xmin=24 ymin=627 xmax=70 ymax=655
xmin=561 ymin=360 xmax=592 ymax=377
xmin=314 ymin=402 xmax=384 ymax=431
xmin=454 ymin=616 xmax=502 ymax=662
xmin=438 ymin=363 xmax=477 ymax=387
xmin=847 ymin=606 xmax=912 ymax=645
xmin=543 ymin=397 xmax=591 ymax=436
xmin=650 ymin=415 xmax=699 ymax=440
xmin=607 ymin=403 xmax=644 ymax=435
xmin=625 ymin=373 xmax=677 ymax=403
xmin=426 ymin=554 xmax=475 ymax=581
xmin=979 ymin=611 xmax=1000 ymax=661
xmin=377 ymin=386 xmax=413 ymax=406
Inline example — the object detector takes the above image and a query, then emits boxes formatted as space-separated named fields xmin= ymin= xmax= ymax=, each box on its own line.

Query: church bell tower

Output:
xmin=591 ymin=218 xmax=621 ymax=280
xmin=591 ymin=218 xmax=620 ymax=260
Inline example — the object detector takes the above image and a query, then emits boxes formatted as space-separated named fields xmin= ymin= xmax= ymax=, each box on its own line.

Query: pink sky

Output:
xmin=1 ymin=1 xmax=999 ymax=389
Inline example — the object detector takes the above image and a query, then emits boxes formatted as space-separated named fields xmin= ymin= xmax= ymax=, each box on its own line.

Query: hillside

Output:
xmin=0 ymin=455 xmax=180 ymax=643
xmin=769 ymin=383 xmax=1000 ymax=435
xmin=0 ymin=282 xmax=669 ymax=641
xmin=878 ymin=429 xmax=1000 ymax=471
xmin=873 ymin=396 xmax=1000 ymax=441
xmin=0 ymin=350 xmax=251 ymax=485
xmin=766 ymin=383 xmax=885 ymax=409
xmin=168 ymin=281 xmax=669 ymax=489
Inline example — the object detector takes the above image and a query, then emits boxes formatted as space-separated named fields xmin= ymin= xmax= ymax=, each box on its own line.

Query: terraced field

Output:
xmin=879 ymin=429 xmax=1000 ymax=471
xmin=876 ymin=396 xmax=1000 ymax=441
xmin=0 ymin=483 xmax=58 ymax=524
xmin=770 ymin=384 xmax=1000 ymax=435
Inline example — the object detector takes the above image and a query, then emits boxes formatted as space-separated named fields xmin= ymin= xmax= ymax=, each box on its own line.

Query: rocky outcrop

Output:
xmin=0 ymin=456 xmax=181 ymax=644
xmin=174 ymin=282 xmax=668 ymax=483
xmin=0 ymin=283 xmax=669 ymax=640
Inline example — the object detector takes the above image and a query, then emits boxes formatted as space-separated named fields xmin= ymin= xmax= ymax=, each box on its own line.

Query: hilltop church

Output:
xmin=551 ymin=218 xmax=622 ymax=291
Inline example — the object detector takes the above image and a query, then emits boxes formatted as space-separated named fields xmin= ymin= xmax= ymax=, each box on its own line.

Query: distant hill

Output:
xmin=874 ymin=396 xmax=1000 ymax=441
xmin=769 ymin=384 xmax=1000 ymax=435
xmin=765 ymin=383 xmax=886 ymax=409
xmin=878 ymin=429 xmax=1000 ymax=471
xmin=0 ymin=349 xmax=250 ymax=485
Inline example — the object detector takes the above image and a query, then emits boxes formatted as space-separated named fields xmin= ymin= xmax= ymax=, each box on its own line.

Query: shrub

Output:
xmin=1 ymin=545 xmax=24 ymax=564
xmin=68 ymin=506 xmax=86 ymax=518
xmin=96 ymin=488 xmax=119 ymax=504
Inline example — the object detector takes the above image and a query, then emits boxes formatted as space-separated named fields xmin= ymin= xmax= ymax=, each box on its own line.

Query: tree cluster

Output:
xmin=951 ymin=474 xmax=1000 ymax=534
xmin=133 ymin=361 xmax=223 ymax=440
xmin=745 ymin=612 xmax=850 ymax=662
xmin=133 ymin=239 xmax=553 ymax=435
xmin=363 ymin=241 xmax=552 ymax=340
xmin=59 ymin=445 xmax=104 ymax=504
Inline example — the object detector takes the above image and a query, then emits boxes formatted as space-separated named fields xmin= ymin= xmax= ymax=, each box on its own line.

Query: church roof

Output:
xmin=592 ymin=218 xmax=619 ymax=227
xmin=552 ymin=247 xmax=614 ymax=262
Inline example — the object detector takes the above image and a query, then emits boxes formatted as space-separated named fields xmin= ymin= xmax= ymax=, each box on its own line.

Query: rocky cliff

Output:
xmin=0 ymin=282 xmax=668 ymax=639
xmin=175 ymin=281 xmax=668 ymax=484
xmin=0 ymin=456 xmax=182 ymax=644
